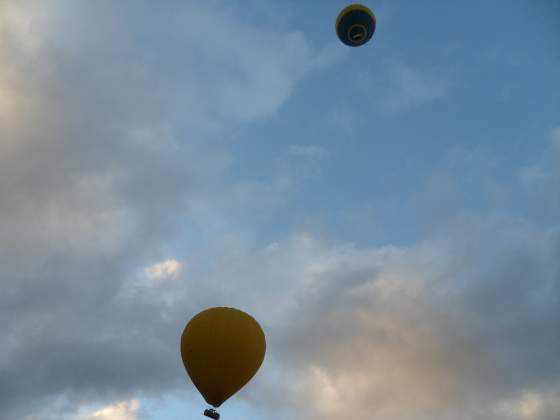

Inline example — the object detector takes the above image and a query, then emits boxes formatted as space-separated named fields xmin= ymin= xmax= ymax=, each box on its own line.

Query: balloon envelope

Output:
xmin=180 ymin=307 xmax=266 ymax=407
xmin=336 ymin=4 xmax=376 ymax=47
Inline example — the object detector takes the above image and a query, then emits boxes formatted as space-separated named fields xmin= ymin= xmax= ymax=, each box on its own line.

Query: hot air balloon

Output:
xmin=180 ymin=307 xmax=266 ymax=419
xmin=336 ymin=4 xmax=376 ymax=47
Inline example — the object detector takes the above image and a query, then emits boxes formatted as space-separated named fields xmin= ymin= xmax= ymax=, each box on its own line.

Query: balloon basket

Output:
xmin=204 ymin=408 xmax=220 ymax=419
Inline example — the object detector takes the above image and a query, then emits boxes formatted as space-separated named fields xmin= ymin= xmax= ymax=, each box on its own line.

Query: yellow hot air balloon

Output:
xmin=180 ymin=307 xmax=266 ymax=417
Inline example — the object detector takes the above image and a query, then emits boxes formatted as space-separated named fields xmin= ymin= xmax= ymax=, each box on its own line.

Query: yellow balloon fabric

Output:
xmin=180 ymin=307 xmax=266 ymax=407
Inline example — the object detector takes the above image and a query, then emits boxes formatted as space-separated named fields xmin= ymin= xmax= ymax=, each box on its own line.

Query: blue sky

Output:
xmin=0 ymin=1 xmax=559 ymax=419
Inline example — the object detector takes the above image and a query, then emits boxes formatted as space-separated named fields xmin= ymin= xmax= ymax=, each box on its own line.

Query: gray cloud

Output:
xmin=217 ymin=219 xmax=559 ymax=420
xmin=0 ymin=1 xmax=324 ymax=418
xmin=1 ymin=1 xmax=558 ymax=420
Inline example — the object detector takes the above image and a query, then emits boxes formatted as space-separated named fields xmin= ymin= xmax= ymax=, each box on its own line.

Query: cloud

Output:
xmin=495 ymin=388 xmax=560 ymax=420
xmin=218 ymin=219 xmax=559 ymax=420
xmin=76 ymin=400 xmax=140 ymax=420
xmin=145 ymin=259 xmax=184 ymax=282
xmin=1 ymin=2 xmax=558 ymax=420
xmin=0 ymin=0 xmax=331 ymax=418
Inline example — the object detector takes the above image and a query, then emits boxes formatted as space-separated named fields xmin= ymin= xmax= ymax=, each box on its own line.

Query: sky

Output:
xmin=0 ymin=0 xmax=559 ymax=419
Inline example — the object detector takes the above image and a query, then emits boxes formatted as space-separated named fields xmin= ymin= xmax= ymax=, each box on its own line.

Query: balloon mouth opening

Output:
xmin=204 ymin=397 xmax=222 ymax=408
xmin=347 ymin=24 xmax=367 ymax=44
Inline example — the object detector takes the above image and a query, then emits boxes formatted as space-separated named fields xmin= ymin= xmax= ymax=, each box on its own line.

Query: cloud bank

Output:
xmin=0 ymin=0 xmax=324 ymax=417
xmin=0 ymin=1 xmax=558 ymax=420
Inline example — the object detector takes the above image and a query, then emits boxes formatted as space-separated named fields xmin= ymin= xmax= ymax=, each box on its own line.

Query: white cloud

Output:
xmin=145 ymin=259 xmax=184 ymax=282
xmin=513 ymin=393 xmax=545 ymax=419
xmin=75 ymin=400 xmax=140 ymax=420
xmin=0 ymin=1 xmax=47 ymax=55
xmin=495 ymin=388 xmax=560 ymax=420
